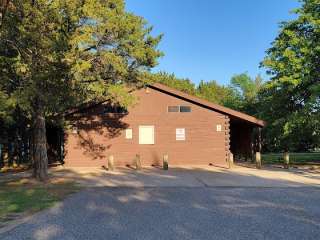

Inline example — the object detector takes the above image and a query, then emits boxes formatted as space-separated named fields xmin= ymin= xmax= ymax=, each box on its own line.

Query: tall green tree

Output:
xmin=153 ymin=71 xmax=196 ymax=95
xmin=230 ymin=73 xmax=262 ymax=102
xmin=0 ymin=90 xmax=15 ymax=125
xmin=196 ymin=80 xmax=240 ymax=109
xmin=229 ymin=73 xmax=263 ymax=114
xmin=0 ymin=0 xmax=162 ymax=180
xmin=261 ymin=0 xmax=320 ymax=151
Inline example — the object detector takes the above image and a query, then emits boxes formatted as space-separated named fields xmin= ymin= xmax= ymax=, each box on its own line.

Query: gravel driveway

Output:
xmin=1 ymin=187 xmax=320 ymax=240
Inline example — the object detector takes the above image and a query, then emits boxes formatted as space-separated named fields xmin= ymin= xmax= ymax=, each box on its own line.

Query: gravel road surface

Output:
xmin=1 ymin=187 xmax=320 ymax=240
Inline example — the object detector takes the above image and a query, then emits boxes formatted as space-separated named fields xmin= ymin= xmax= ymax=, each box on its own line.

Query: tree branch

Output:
xmin=0 ymin=0 xmax=10 ymax=28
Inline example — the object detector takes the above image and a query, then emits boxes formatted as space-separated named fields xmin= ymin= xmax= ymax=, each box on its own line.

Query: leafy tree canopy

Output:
xmin=230 ymin=73 xmax=262 ymax=102
xmin=229 ymin=73 xmax=263 ymax=115
xmin=197 ymin=80 xmax=240 ymax=110
xmin=0 ymin=0 xmax=163 ymax=115
xmin=0 ymin=0 xmax=163 ymax=180
xmin=261 ymin=0 xmax=320 ymax=151
xmin=152 ymin=71 xmax=196 ymax=95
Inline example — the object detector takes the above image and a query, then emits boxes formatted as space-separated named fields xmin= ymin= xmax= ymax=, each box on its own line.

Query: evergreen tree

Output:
xmin=0 ymin=0 xmax=162 ymax=180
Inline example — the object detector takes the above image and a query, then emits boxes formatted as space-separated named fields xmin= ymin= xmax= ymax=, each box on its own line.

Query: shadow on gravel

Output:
xmin=2 ymin=183 xmax=320 ymax=240
xmin=1 ymin=166 xmax=320 ymax=240
xmin=48 ymin=165 xmax=320 ymax=188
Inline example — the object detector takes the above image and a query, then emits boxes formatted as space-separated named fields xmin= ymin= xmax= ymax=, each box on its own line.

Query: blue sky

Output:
xmin=126 ymin=0 xmax=300 ymax=85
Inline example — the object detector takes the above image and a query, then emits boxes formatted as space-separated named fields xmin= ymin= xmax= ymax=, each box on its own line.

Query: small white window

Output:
xmin=176 ymin=128 xmax=186 ymax=141
xmin=168 ymin=106 xmax=179 ymax=112
xmin=125 ymin=129 xmax=133 ymax=139
xmin=139 ymin=126 xmax=155 ymax=144
xmin=179 ymin=106 xmax=191 ymax=112
xmin=167 ymin=106 xmax=192 ymax=113
xmin=216 ymin=124 xmax=222 ymax=132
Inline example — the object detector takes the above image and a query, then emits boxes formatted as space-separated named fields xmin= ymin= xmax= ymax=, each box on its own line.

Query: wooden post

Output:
xmin=256 ymin=152 xmax=262 ymax=169
xmin=255 ymin=127 xmax=262 ymax=169
xmin=163 ymin=154 xmax=169 ymax=170
xmin=228 ymin=152 xmax=234 ymax=168
xmin=258 ymin=127 xmax=262 ymax=153
xmin=135 ymin=154 xmax=142 ymax=170
xmin=283 ymin=152 xmax=290 ymax=169
xmin=108 ymin=155 xmax=114 ymax=171
xmin=250 ymin=127 xmax=255 ymax=163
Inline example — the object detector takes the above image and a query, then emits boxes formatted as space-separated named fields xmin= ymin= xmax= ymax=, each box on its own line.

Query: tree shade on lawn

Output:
xmin=262 ymin=152 xmax=320 ymax=165
xmin=0 ymin=179 xmax=80 ymax=224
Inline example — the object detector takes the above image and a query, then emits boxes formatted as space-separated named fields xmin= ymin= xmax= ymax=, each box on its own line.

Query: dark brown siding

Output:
xmin=64 ymin=87 xmax=229 ymax=167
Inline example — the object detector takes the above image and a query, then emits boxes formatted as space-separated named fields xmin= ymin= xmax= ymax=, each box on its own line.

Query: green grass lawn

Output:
xmin=262 ymin=152 xmax=320 ymax=165
xmin=0 ymin=179 xmax=81 ymax=225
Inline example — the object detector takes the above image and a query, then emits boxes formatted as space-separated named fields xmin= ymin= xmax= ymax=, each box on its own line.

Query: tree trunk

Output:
xmin=8 ymin=141 xmax=14 ymax=167
xmin=32 ymin=104 xmax=48 ymax=181
xmin=0 ymin=143 xmax=4 ymax=169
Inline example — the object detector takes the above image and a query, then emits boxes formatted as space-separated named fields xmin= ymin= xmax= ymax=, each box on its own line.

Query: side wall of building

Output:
xmin=64 ymin=87 xmax=230 ymax=167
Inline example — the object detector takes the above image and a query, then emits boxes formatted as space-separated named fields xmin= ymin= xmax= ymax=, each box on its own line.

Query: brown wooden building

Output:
xmin=60 ymin=83 xmax=265 ymax=168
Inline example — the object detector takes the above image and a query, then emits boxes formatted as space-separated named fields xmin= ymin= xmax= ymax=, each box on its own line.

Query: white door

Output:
xmin=139 ymin=126 xmax=155 ymax=144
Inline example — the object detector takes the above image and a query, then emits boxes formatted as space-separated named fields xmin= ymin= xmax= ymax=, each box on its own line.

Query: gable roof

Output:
xmin=149 ymin=83 xmax=265 ymax=127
